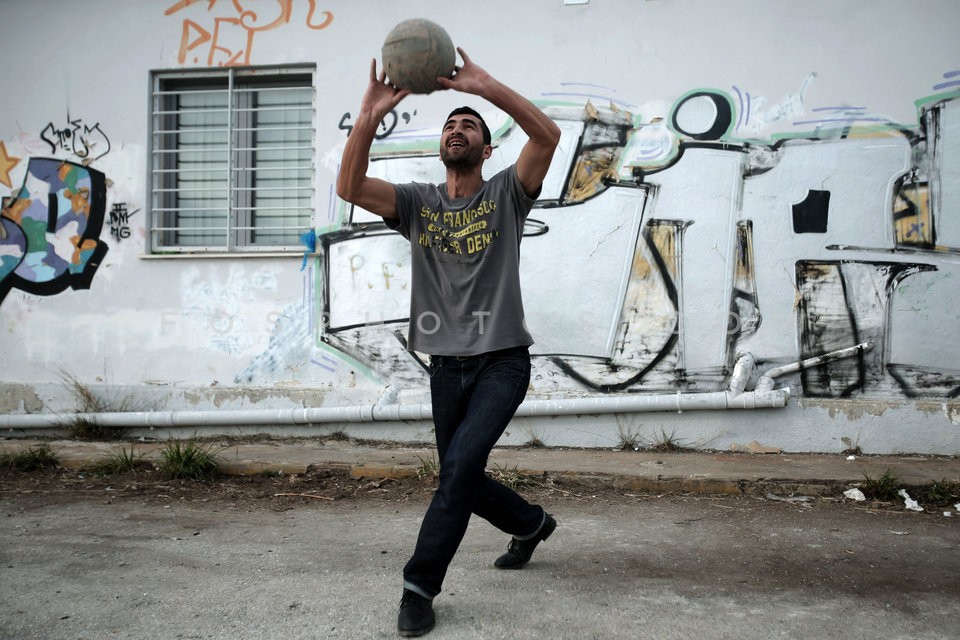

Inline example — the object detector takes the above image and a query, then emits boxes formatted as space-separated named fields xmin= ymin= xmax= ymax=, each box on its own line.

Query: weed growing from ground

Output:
xmin=918 ymin=478 xmax=960 ymax=507
xmin=489 ymin=464 xmax=534 ymax=491
xmin=69 ymin=417 xmax=112 ymax=441
xmin=415 ymin=454 xmax=440 ymax=481
xmin=0 ymin=444 xmax=59 ymax=471
xmin=617 ymin=426 xmax=642 ymax=451
xmin=89 ymin=446 xmax=147 ymax=475
xmin=159 ymin=440 xmax=221 ymax=481
xmin=522 ymin=428 xmax=545 ymax=448
xmin=648 ymin=429 xmax=691 ymax=453
xmin=58 ymin=370 xmax=137 ymax=440
xmin=860 ymin=470 xmax=903 ymax=501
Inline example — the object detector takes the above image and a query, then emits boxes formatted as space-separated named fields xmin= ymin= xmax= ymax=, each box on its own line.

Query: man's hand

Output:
xmin=360 ymin=58 xmax=411 ymax=121
xmin=336 ymin=59 xmax=411 ymax=218
xmin=437 ymin=48 xmax=492 ymax=96
xmin=438 ymin=48 xmax=560 ymax=198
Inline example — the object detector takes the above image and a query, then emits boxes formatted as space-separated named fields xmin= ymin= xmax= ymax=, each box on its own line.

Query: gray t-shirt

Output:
xmin=388 ymin=165 xmax=535 ymax=356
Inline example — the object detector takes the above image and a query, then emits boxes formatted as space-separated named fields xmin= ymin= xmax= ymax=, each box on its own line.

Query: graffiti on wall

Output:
xmin=338 ymin=109 xmax=421 ymax=140
xmin=109 ymin=203 xmax=138 ymax=242
xmin=1 ymin=103 xmax=119 ymax=305
xmin=0 ymin=142 xmax=19 ymax=189
xmin=39 ymin=114 xmax=111 ymax=164
xmin=165 ymin=0 xmax=334 ymax=67
xmin=306 ymin=72 xmax=960 ymax=400
xmin=1 ymin=159 xmax=108 ymax=304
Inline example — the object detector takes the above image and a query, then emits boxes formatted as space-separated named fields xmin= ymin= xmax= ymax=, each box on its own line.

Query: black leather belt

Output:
xmin=430 ymin=345 xmax=529 ymax=365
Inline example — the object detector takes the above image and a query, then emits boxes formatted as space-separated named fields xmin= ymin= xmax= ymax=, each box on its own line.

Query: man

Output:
xmin=336 ymin=47 xmax=561 ymax=637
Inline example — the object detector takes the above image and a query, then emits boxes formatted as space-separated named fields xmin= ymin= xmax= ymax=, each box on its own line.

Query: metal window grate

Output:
xmin=149 ymin=68 xmax=315 ymax=253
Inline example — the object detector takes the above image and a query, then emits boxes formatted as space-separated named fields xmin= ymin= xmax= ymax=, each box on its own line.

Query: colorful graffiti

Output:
xmin=0 ymin=159 xmax=108 ymax=303
xmin=165 ymin=0 xmax=334 ymax=66
xmin=311 ymin=77 xmax=960 ymax=400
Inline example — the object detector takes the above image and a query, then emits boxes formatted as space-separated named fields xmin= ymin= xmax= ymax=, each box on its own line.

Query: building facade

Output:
xmin=1 ymin=0 xmax=959 ymax=453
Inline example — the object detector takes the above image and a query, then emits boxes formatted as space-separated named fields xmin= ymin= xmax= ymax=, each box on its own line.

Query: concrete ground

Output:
xmin=1 ymin=437 xmax=958 ymax=639
xmin=1 ymin=487 xmax=958 ymax=640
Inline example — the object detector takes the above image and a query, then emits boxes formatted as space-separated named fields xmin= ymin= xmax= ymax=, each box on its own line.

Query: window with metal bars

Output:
xmin=149 ymin=66 xmax=315 ymax=253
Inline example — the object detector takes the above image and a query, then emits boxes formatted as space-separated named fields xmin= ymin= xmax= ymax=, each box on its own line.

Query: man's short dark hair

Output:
xmin=446 ymin=106 xmax=491 ymax=145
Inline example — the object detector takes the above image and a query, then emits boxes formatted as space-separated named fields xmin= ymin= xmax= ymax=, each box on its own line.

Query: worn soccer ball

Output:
xmin=381 ymin=19 xmax=455 ymax=94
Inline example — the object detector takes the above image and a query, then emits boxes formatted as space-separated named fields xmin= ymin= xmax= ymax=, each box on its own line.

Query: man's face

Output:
xmin=439 ymin=114 xmax=490 ymax=168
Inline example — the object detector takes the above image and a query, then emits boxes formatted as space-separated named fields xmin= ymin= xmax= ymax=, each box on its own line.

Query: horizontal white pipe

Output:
xmin=0 ymin=381 xmax=788 ymax=434
xmin=0 ymin=403 xmax=432 ymax=430
xmin=516 ymin=387 xmax=788 ymax=417
xmin=33 ymin=350 xmax=913 ymax=433
xmin=0 ymin=343 xmax=882 ymax=433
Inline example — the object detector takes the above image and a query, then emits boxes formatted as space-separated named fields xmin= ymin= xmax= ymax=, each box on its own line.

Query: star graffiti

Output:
xmin=0 ymin=141 xmax=21 ymax=188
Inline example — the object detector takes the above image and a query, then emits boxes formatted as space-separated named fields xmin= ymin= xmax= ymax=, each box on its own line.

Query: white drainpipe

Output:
xmin=754 ymin=341 xmax=873 ymax=393
xmin=0 ymin=344 xmax=872 ymax=432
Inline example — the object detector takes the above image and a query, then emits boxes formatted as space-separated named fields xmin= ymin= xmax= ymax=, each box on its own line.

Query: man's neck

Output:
xmin=444 ymin=166 xmax=484 ymax=199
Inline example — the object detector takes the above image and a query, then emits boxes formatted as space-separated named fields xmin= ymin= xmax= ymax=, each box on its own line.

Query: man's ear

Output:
xmin=482 ymin=144 xmax=493 ymax=159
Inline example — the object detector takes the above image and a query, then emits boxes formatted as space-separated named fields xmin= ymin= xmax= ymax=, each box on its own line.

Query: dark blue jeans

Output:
xmin=403 ymin=346 xmax=545 ymax=599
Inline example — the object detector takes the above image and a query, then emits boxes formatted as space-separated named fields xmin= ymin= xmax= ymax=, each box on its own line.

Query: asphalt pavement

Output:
xmin=2 ymin=473 xmax=959 ymax=640
xmin=2 ymin=437 xmax=959 ymax=639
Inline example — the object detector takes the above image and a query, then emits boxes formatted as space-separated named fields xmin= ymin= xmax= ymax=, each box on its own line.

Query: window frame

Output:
xmin=147 ymin=65 xmax=316 ymax=255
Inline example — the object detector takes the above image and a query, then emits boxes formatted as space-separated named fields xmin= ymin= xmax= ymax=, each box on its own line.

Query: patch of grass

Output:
xmin=522 ymin=428 xmax=546 ymax=448
xmin=69 ymin=417 xmax=112 ymax=441
xmin=59 ymin=370 xmax=132 ymax=440
xmin=88 ymin=446 xmax=148 ymax=475
xmin=489 ymin=464 xmax=534 ymax=491
xmin=617 ymin=426 xmax=642 ymax=451
xmin=917 ymin=478 xmax=960 ymax=507
xmin=415 ymin=454 xmax=440 ymax=481
xmin=158 ymin=440 xmax=221 ymax=481
xmin=647 ymin=429 xmax=691 ymax=453
xmin=61 ymin=371 xmax=110 ymax=440
xmin=0 ymin=443 xmax=59 ymax=472
xmin=860 ymin=469 xmax=902 ymax=501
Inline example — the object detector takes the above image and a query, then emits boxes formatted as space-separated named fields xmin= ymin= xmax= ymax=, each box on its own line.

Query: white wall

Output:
xmin=1 ymin=0 xmax=959 ymax=453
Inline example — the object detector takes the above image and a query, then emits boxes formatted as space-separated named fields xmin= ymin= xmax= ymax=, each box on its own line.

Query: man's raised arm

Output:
xmin=335 ymin=59 xmax=411 ymax=219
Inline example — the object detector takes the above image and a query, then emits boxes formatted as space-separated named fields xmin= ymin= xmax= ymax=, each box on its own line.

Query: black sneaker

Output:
xmin=494 ymin=514 xmax=557 ymax=570
xmin=397 ymin=589 xmax=435 ymax=637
